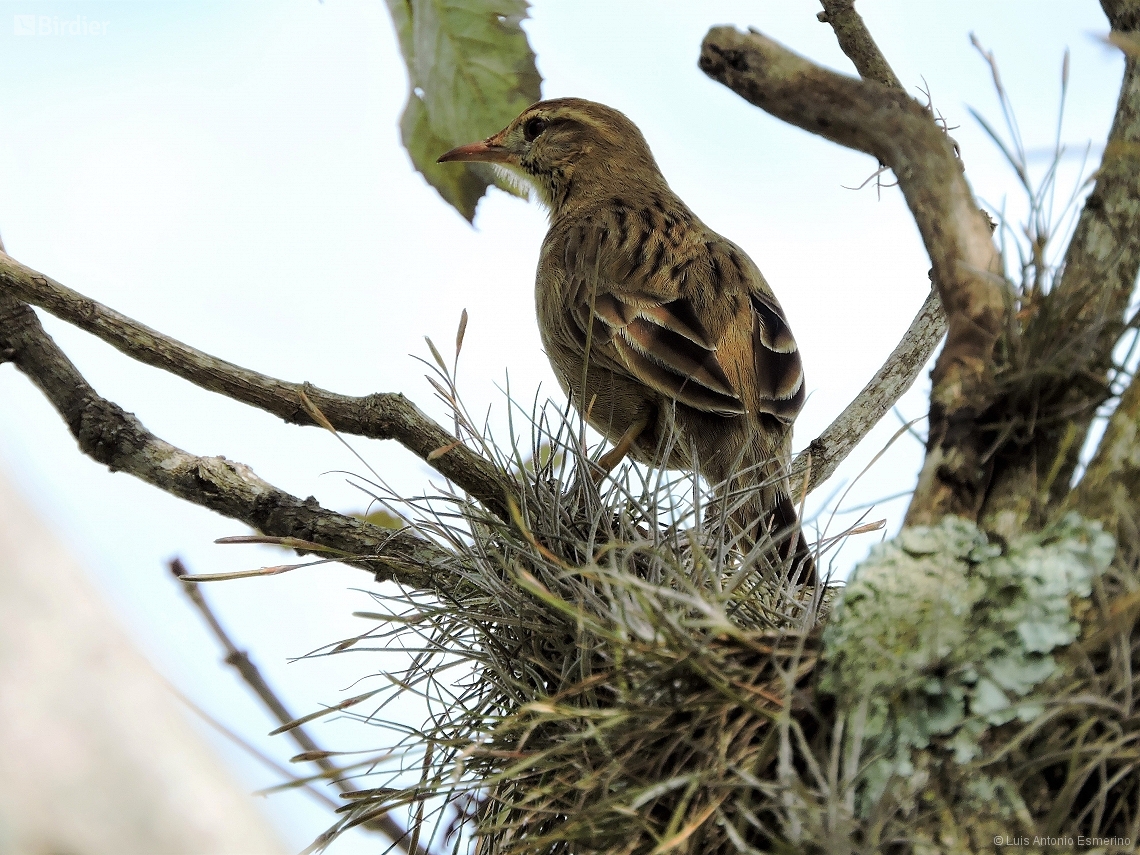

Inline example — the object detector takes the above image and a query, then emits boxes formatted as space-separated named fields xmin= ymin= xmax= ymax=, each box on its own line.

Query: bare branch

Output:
xmin=0 ymin=292 xmax=454 ymax=591
xmin=793 ymin=287 xmax=945 ymax=495
xmin=816 ymin=0 xmax=902 ymax=89
xmin=0 ymin=251 xmax=511 ymax=521
xmin=787 ymin=2 xmax=949 ymax=495
xmin=700 ymin=27 xmax=1004 ymax=524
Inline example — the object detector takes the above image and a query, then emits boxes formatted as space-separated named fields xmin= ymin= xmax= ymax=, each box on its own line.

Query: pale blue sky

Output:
xmin=0 ymin=2 xmax=1124 ymax=850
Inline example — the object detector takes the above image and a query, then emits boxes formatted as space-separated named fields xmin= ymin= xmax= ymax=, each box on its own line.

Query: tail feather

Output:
xmin=768 ymin=491 xmax=816 ymax=586
xmin=694 ymin=422 xmax=815 ymax=585
xmin=704 ymin=442 xmax=816 ymax=585
xmin=717 ymin=488 xmax=815 ymax=586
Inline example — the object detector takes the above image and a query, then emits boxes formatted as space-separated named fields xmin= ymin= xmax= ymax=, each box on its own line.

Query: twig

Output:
xmin=793 ymin=287 xmax=945 ymax=495
xmin=0 ymin=291 xmax=454 ymax=591
xmin=793 ymin=5 xmax=961 ymax=497
xmin=700 ymin=27 xmax=1004 ymax=524
xmin=170 ymin=558 xmax=428 ymax=853
xmin=0 ymin=251 xmax=511 ymax=521
xmin=162 ymin=677 xmax=341 ymax=812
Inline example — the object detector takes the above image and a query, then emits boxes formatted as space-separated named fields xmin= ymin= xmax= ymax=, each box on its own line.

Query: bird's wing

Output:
xmin=561 ymin=221 xmax=746 ymax=415
xmin=748 ymin=289 xmax=806 ymax=423
xmin=561 ymin=221 xmax=805 ymax=423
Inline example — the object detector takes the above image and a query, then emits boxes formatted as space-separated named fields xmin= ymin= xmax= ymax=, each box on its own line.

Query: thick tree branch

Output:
xmin=792 ymin=287 xmax=946 ymax=495
xmin=700 ymin=27 xmax=1004 ymax=524
xmin=992 ymin=8 xmax=1140 ymax=522
xmin=0 ymin=292 xmax=455 ymax=591
xmin=816 ymin=0 xmax=902 ymax=89
xmin=0 ymin=251 xmax=511 ymax=521
xmin=1068 ymin=367 xmax=1140 ymax=559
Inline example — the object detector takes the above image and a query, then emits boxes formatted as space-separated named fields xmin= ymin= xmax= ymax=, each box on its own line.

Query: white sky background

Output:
xmin=0 ymin=1 xmax=1125 ymax=851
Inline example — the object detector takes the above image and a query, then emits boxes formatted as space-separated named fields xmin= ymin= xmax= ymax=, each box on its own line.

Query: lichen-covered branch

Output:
xmin=0 ymin=251 xmax=511 ymax=520
xmin=699 ymin=27 xmax=1004 ymax=524
xmin=793 ymin=287 xmax=945 ymax=495
xmin=0 ymin=292 xmax=455 ymax=591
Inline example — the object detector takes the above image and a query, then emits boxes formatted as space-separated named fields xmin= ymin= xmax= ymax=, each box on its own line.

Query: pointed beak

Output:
xmin=437 ymin=134 xmax=514 ymax=164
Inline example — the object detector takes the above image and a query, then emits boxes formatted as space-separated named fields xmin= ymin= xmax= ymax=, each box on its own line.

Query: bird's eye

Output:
xmin=523 ymin=117 xmax=547 ymax=142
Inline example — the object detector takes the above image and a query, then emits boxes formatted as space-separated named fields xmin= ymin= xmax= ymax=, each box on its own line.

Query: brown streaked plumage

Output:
xmin=440 ymin=98 xmax=813 ymax=581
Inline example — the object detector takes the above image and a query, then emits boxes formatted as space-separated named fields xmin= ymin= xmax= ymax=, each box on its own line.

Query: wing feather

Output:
xmin=750 ymin=293 xmax=805 ymax=421
xmin=558 ymin=217 xmax=805 ymax=422
xmin=561 ymin=220 xmax=747 ymax=415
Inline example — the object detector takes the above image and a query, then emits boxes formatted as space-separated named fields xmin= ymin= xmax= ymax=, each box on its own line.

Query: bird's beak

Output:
xmin=437 ymin=132 xmax=514 ymax=164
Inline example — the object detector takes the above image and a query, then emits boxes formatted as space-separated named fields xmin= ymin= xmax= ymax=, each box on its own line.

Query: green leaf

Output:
xmin=385 ymin=0 xmax=542 ymax=221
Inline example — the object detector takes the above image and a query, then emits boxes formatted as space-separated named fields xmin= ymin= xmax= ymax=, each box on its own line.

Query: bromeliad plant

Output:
xmin=2 ymin=2 xmax=1139 ymax=852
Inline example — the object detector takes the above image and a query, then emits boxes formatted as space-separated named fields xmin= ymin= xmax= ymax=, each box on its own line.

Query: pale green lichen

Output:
xmin=820 ymin=513 xmax=1114 ymax=809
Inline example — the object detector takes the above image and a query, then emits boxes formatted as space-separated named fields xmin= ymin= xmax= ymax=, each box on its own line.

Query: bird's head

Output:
xmin=437 ymin=98 xmax=663 ymax=215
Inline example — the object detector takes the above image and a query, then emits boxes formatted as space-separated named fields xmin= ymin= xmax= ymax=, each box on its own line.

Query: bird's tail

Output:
xmin=767 ymin=490 xmax=816 ymax=586
xmin=703 ymin=432 xmax=816 ymax=586
xmin=718 ymin=482 xmax=814 ymax=586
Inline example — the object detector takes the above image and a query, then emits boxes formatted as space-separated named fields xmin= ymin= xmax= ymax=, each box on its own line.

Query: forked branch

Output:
xmin=1008 ymin=8 xmax=1140 ymax=515
xmin=788 ymin=2 xmax=948 ymax=495
xmin=700 ymin=26 xmax=1004 ymax=523
xmin=0 ymin=290 xmax=454 ymax=591
xmin=0 ymin=251 xmax=511 ymax=521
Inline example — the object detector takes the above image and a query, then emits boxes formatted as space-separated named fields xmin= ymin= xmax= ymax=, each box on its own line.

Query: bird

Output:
xmin=438 ymin=98 xmax=813 ymax=583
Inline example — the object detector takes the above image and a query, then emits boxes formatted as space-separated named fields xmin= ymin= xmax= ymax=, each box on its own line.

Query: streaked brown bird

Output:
xmin=439 ymin=98 xmax=813 ymax=581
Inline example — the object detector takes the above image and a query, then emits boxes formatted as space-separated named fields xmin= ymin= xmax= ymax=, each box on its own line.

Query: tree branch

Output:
xmin=793 ymin=287 xmax=946 ymax=494
xmin=816 ymin=0 xmax=902 ymax=89
xmin=788 ymin=2 xmax=949 ymax=495
xmin=170 ymin=559 xmax=426 ymax=853
xmin=989 ymin=7 xmax=1140 ymax=522
xmin=700 ymin=27 xmax=1004 ymax=524
xmin=1068 ymin=367 xmax=1140 ymax=561
xmin=0 ymin=292 xmax=455 ymax=591
xmin=0 ymin=251 xmax=511 ymax=521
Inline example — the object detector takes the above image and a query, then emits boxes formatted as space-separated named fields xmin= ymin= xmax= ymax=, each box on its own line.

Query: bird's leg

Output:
xmin=594 ymin=413 xmax=650 ymax=478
